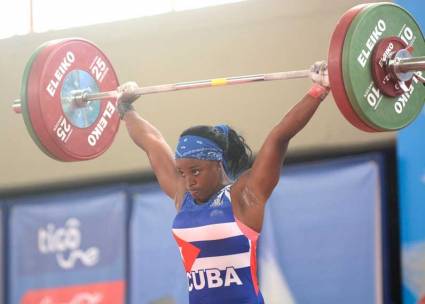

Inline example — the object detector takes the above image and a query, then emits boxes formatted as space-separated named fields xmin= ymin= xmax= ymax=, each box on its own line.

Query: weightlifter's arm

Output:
xmin=232 ymin=62 xmax=330 ymax=231
xmin=243 ymin=82 xmax=329 ymax=200
xmin=119 ymin=83 xmax=178 ymax=200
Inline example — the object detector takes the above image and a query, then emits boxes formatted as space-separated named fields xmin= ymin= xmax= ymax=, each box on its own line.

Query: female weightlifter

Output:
xmin=117 ymin=61 xmax=329 ymax=304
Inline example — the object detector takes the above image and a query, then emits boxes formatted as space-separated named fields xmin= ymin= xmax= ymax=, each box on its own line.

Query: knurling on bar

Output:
xmin=72 ymin=69 xmax=312 ymax=103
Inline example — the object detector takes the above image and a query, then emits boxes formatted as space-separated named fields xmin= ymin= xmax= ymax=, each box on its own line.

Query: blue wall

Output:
xmin=259 ymin=156 xmax=386 ymax=303
xmin=396 ymin=1 xmax=425 ymax=303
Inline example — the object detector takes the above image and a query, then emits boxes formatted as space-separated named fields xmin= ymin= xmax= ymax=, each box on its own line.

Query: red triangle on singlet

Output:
xmin=172 ymin=233 xmax=201 ymax=272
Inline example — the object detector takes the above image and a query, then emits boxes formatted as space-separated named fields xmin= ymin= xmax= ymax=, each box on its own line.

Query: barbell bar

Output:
xmin=11 ymin=56 xmax=425 ymax=112
xmin=11 ymin=2 xmax=425 ymax=162
xmin=59 ymin=69 xmax=312 ymax=107
xmin=11 ymin=56 xmax=424 ymax=112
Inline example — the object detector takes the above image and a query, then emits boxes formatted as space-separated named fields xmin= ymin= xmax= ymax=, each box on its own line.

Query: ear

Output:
xmin=217 ymin=161 xmax=230 ymax=179
xmin=214 ymin=161 xmax=222 ymax=171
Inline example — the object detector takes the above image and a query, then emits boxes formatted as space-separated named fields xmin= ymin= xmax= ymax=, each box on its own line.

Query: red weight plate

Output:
xmin=328 ymin=4 xmax=380 ymax=132
xmin=26 ymin=38 xmax=120 ymax=161
xmin=371 ymin=36 xmax=411 ymax=97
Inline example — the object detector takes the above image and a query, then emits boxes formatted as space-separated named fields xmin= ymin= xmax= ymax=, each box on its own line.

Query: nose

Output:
xmin=185 ymin=176 xmax=196 ymax=188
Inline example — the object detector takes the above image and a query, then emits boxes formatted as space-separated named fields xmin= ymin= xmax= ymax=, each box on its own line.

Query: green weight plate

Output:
xmin=342 ymin=3 xmax=425 ymax=130
xmin=20 ymin=39 xmax=65 ymax=160
xmin=328 ymin=3 xmax=379 ymax=132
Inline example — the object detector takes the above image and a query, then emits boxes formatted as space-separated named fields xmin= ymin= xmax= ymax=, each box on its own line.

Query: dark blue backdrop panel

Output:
xmin=130 ymin=184 xmax=187 ymax=304
xmin=259 ymin=156 xmax=385 ymax=304
xmin=396 ymin=1 xmax=425 ymax=303
xmin=0 ymin=207 xmax=3 ymax=304
xmin=398 ymin=108 xmax=425 ymax=304
xmin=8 ymin=186 xmax=127 ymax=304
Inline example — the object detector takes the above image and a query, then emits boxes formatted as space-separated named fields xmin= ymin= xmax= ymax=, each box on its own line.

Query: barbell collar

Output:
xmin=390 ymin=56 xmax=425 ymax=74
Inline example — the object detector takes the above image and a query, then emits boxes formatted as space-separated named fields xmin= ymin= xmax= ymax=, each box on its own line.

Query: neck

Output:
xmin=195 ymin=181 xmax=230 ymax=204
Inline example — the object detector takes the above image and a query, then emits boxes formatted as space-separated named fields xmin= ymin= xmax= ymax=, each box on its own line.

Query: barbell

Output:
xmin=12 ymin=2 xmax=425 ymax=162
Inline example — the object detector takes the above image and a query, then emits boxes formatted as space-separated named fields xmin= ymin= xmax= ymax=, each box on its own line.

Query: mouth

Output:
xmin=189 ymin=189 xmax=199 ymax=195
xmin=189 ymin=189 xmax=201 ymax=197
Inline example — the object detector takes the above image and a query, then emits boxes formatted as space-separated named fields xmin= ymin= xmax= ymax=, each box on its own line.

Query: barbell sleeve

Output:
xmin=12 ymin=99 xmax=22 ymax=114
xmin=390 ymin=56 xmax=425 ymax=74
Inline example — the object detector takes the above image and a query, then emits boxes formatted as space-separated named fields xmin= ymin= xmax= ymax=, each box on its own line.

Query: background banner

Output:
xmin=129 ymin=184 xmax=187 ymax=304
xmin=259 ymin=156 xmax=386 ymax=304
xmin=8 ymin=187 xmax=127 ymax=304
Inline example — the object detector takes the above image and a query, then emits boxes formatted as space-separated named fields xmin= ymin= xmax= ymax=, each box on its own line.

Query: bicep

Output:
xmin=123 ymin=112 xmax=184 ymax=203
xmin=146 ymin=137 xmax=180 ymax=200
xmin=245 ymin=131 xmax=288 ymax=203
xmin=147 ymin=140 xmax=187 ymax=209
xmin=230 ymin=138 xmax=286 ymax=231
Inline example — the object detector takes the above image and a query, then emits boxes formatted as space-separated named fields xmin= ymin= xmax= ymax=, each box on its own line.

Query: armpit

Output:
xmin=240 ymin=185 xmax=262 ymax=208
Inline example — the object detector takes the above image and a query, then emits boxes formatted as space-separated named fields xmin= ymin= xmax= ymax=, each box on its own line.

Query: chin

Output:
xmin=195 ymin=194 xmax=208 ymax=203
xmin=195 ymin=197 xmax=207 ymax=203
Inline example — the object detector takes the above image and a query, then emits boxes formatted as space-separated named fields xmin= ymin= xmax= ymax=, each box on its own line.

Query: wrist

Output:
xmin=118 ymin=102 xmax=135 ymax=119
xmin=308 ymin=84 xmax=329 ymax=101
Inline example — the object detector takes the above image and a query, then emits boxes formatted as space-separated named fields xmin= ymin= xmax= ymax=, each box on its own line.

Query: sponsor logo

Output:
xmin=357 ymin=20 xmax=386 ymax=68
xmin=38 ymin=218 xmax=99 ymax=269
xmin=40 ymin=292 xmax=103 ymax=304
xmin=46 ymin=51 xmax=75 ymax=97
xmin=22 ymin=281 xmax=125 ymax=304
xmin=87 ymin=101 xmax=116 ymax=147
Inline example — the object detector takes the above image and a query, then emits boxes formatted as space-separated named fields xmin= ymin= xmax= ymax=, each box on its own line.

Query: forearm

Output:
xmin=241 ymin=68 xmax=329 ymax=208
xmin=123 ymin=110 xmax=168 ymax=153
xmin=123 ymin=110 xmax=178 ymax=198
xmin=273 ymin=90 xmax=325 ymax=143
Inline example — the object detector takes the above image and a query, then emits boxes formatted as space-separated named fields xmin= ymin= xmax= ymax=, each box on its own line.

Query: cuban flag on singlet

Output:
xmin=172 ymin=185 xmax=264 ymax=304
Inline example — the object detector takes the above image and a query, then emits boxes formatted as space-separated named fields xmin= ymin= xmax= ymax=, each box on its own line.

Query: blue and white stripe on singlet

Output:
xmin=172 ymin=185 xmax=264 ymax=304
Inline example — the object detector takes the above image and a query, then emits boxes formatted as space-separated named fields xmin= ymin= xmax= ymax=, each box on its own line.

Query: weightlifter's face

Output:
xmin=176 ymin=158 xmax=222 ymax=203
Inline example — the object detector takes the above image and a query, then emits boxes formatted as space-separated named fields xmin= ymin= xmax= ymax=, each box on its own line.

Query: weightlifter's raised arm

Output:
xmin=118 ymin=83 xmax=179 ymax=200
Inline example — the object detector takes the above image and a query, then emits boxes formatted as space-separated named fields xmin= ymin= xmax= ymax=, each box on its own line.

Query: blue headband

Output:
xmin=175 ymin=125 xmax=231 ymax=176
xmin=175 ymin=135 xmax=224 ymax=161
